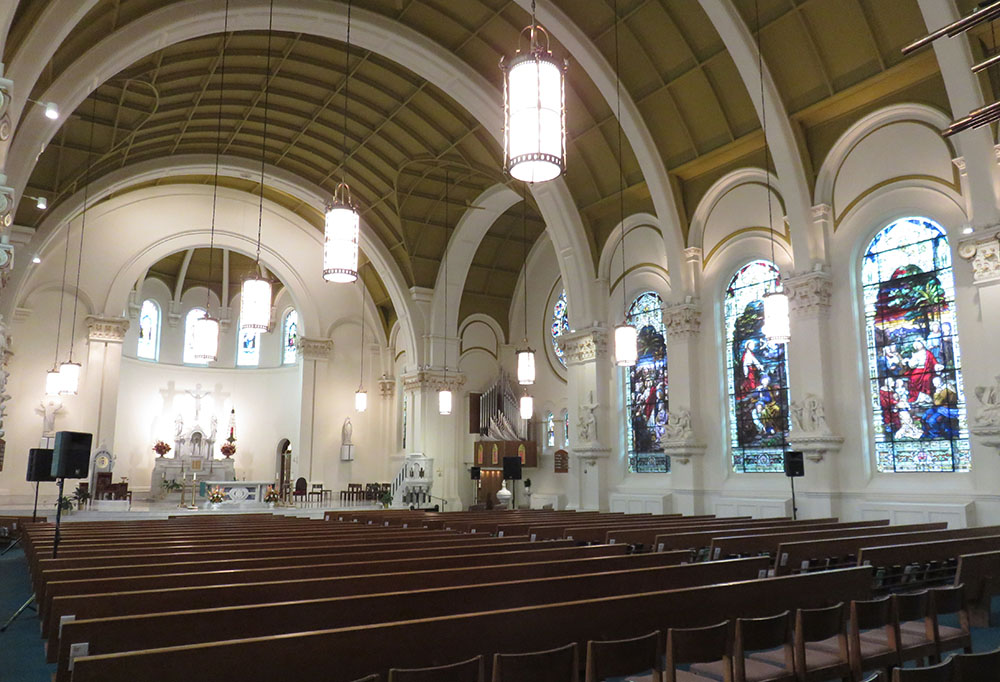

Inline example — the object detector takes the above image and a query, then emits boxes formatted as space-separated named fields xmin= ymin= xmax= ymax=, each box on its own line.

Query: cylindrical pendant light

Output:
xmin=58 ymin=361 xmax=81 ymax=396
xmin=762 ymin=289 xmax=790 ymax=344
xmin=192 ymin=313 xmax=221 ymax=362
xmin=438 ymin=388 xmax=452 ymax=416
xmin=240 ymin=275 xmax=272 ymax=332
xmin=516 ymin=347 xmax=536 ymax=385
xmin=324 ymin=184 xmax=360 ymax=283
xmin=519 ymin=394 xmax=534 ymax=420
xmin=45 ymin=368 xmax=63 ymax=396
xmin=501 ymin=2 xmax=566 ymax=184
xmin=355 ymin=390 xmax=368 ymax=412
xmin=614 ymin=323 xmax=638 ymax=367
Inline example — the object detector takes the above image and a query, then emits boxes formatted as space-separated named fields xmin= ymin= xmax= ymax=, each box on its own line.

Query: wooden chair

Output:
xmin=919 ymin=585 xmax=971 ymax=661
xmin=693 ymin=612 xmax=793 ymax=682
xmin=666 ymin=621 xmax=733 ymax=682
xmin=585 ymin=630 xmax=662 ymax=682
xmin=952 ymin=647 xmax=1000 ymax=680
xmin=388 ymin=655 xmax=484 ymax=682
xmin=308 ymin=483 xmax=323 ymax=505
xmin=751 ymin=602 xmax=850 ymax=681
xmin=492 ymin=642 xmax=578 ymax=682
xmin=292 ymin=477 xmax=308 ymax=504
xmin=889 ymin=657 xmax=954 ymax=682
xmin=848 ymin=596 xmax=897 ymax=680
xmin=860 ymin=591 xmax=937 ymax=669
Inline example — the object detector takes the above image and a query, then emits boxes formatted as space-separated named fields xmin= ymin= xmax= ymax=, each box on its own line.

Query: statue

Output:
xmin=210 ymin=415 xmax=218 ymax=442
xmin=174 ymin=414 xmax=184 ymax=440
xmin=36 ymin=398 xmax=64 ymax=437
xmin=974 ymin=375 xmax=1000 ymax=426
xmin=577 ymin=391 xmax=598 ymax=443
xmin=790 ymin=394 xmax=831 ymax=434
xmin=342 ymin=417 xmax=353 ymax=445
xmin=663 ymin=408 xmax=693 ymax=442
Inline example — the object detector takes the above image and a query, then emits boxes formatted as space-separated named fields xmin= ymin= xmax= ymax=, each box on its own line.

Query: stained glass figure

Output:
xmin=624 ymin=292 xmax=669 ymax=473
xmin=551 ymin=289 xmax=570 ymax=367
xmin=282 ymin=310 xmax=299 ymax=364
xmin=183 ymin=308 xmax=208 ymax=365
xmin=563 ymin=409 xmax=570 ymax=447
xmin=237 ymin=321 xmax=261 ymax=367
xmin=862 ymin=217 xmax=970 ymax=472
xmin=726 ymin=260 xmax=789 ymax=473
xmin=546 ymin=411 xmax=555 ymax=447
xmin=137 ymin=299 xmax=160 ymax=360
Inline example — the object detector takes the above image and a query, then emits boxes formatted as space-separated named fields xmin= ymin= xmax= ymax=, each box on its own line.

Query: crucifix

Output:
xmin=186 ymin=384 xmax=211 ymax=423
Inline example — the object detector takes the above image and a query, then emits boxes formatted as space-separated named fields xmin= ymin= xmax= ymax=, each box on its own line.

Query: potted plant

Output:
xmin=207 ymin=486 xmax=226 ymax=509
xmin=152 ymin=440 xmax=172 ymax=458
xmin=159 ymin=479 xmax=182 ymax=500
xmin=220 ymin=443 xmax=236 ymax=459
xmin=56 ymin=495 xmax=74 ymax=514
xmin=263 ymin=485 xmax=280 ymax=507
xmin=379 ymin=490 xmax=393 ymax=509
xmin=72 ymin=485 xmax=91 ymax=510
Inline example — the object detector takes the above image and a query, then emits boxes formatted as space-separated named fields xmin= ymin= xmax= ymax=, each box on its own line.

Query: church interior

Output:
xmin=5 ymin=0 xmax=1000 ymax=680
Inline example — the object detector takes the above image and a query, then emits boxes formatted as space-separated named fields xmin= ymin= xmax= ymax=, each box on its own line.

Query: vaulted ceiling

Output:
xmin=5 ymin=0 xmax=959 ymax=336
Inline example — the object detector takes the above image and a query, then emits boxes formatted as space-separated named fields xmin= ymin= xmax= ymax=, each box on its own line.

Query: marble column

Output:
xmin=296 ymin=337 xmax=333 ymax=481
xmin=401 ymin=368 xmax=465 ymax=509
xmin=84 ymin=316 xmax=130 ymax=451
xmin=559 ymin=325 xmax=612 ymax=510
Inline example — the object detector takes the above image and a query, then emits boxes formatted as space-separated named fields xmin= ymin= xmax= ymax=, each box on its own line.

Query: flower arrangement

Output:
xmin=207 ymin=487 xmax=226 ymax=504
xmin=220 ymin=443 xmax=236 ymax=458
xmin=263 ymin=485 xmax=280 ymax=504
xmin=153 ymin=440 xmax=172 ymax=457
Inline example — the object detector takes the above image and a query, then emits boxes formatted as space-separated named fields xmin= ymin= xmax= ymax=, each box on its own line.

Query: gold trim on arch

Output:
xmin=703 ymin=227 xmax=793 ymax=265
xmin=609 ymin=262 xmax=670 ymax=294
xmin=458 ymin=318 xmax=500 ymax=359
xmin=833 ymin=174 xmax=961 ymax=230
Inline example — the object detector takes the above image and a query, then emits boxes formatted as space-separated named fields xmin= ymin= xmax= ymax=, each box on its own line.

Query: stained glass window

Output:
xmin=624 ymin=292 xmax=669 ymax=473
xmin=562 ymin=409 xmax=570 ymax=447
xmin=236 ymin=319 xmax=261 ymax=367
xmin=862 ymin=217 xmax=970 ymax=472
xmin=401 ymin=394 xmax=408 ymax=450
xmin=546 ymin=412 xmax=555 ymax=447
xmin=137 ymin=299 xmax=160 ymax=360
xmin=551 ymin=289 xmax=570 ymax=367
xmin=183 ymin=308 xmax=208 ymax=365
xmin=726 ymin=261 xmax=789 ymax=473
xmin=282 ymin=310 xmax=299 ymax=364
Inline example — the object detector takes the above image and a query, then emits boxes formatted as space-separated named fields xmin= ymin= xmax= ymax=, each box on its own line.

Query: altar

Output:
xmin=201 ymin=481 xmax=273 ymax=505
xmin=150 ymin=384 xmax=236 ymax=490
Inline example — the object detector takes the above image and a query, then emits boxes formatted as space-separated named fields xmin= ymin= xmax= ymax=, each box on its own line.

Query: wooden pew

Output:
xmin=70 ymin=567 xmax=873 ymax=682
xmin=527 ymin=516 xmax=735 ymax=541
xmin=606 ymin=519 xmax=885 ymax=549
xmin=775 ymin=525 xmax=1000 ymax=576
xmin=40 ymin=543 xmax=621 ymax=624
xmin=955 ymin=550 xmax=1000 ymax=626
xmin=858 ymin=535 xmax=1000 ymax=591
xmin=55 ymin=556 xmax=771 ymax=681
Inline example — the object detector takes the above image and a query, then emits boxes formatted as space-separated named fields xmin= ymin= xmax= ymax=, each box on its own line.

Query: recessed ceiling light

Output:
xmin=32 ymin=255 xmax=41 ymax=264
xmin=962 ymin=226 xmax=974 ymax=235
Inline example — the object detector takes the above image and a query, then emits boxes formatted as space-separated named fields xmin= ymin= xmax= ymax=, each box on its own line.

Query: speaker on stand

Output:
xmin=50 ymin=431 xmax=93 ymax=559
xmin=26 ymin=448 xmax=56 ymax=522
xmin=784 ymin=451 xmax=804 ymax=520
xmin=502 ymin=457 xmax=522 ymax=509
xmin=470 ymin=467 xmax=481 ymax=506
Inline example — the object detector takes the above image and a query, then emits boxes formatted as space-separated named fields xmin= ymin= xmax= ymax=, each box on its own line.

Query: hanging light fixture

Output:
xmin=355 ymin=258 xmax=368 ymax=413
xmin=752 ymin=0 xmax=789 ymax=345
xmin=45 ymin=180 xmax=75 ymax=395
xmin=241 ymin=0 xmax=274 ymax=332
xmin=439 ymin=170 xmax=453 ymax=416
xmin=516 ymin=185 xmax=536 ymax=385
xmin=45 ymin=368 xmax=63 ymax=396
xmin=194 ymin=0 xmax=232 ymax=363
xmin=520 ymin=394 xmax=533 ymax=420
xmin=324 ymin=0 xmax=360 ymax=283
xmin=609 ymin=0 xmax=636 ymax=367
xmin=501 ymin=0 xmax=567 ymax=183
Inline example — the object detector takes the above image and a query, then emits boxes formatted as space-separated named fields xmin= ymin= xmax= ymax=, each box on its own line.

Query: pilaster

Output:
xmin=83 ymin=316 xmax=129 ymax=451
xmin=296 ymin=337 xmax=333 ymax=481
xmin=401 ymin=368 xmax=466 ymax=509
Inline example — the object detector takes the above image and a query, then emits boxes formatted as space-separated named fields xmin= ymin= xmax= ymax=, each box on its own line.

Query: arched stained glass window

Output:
xmin=237 ymin=320 xmax=261 ymax=367
xmin=137 ymin=299 xmax=160 ymax=360
xmin=726 ymin=261 xmax=789 ymax=473
xmin=282 ymin=310 xmax=299 ymax=364
xmin=562 ymin=409 xmax=570 ymax=447
xmin=183 ymin=308 xmax=208 ymax=365
xmin=401 ymin=394 xmax=408 ymax=450
xmin=551 ymin=289 xmax=570 ymax=367
xmin=624 ymin=292 xmax=669 ymax=473
xmin=546 ymin=412 xmax=555 ymax=447
xmin=863 ymin=217 xmax=970 ymax=472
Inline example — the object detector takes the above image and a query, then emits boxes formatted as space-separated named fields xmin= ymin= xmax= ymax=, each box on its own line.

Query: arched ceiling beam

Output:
xmin=915 ymin=0 xmax=1000 ymax=227
xmin=697 ymin=0 xmax=817 ymax=270
xmin=516 ymin=0 xmax=690 ymax=298
xmin=6 ymin=0 xmax=598 ymax=327
xmin=173 ymin=248 xmax=196 ymax=304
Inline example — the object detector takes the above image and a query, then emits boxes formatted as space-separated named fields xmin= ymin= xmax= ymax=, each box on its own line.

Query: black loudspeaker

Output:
xmin=784 ymin=451 xmax=805 ymax=478
xmin=502 ymin=456 xmax=522 ymax=481
xmin=470 ymin=466 xmax=481 ymax=480
xmin=51 ymin=431 xmax=93 ymax=479
xmin=27 ymin=449 xmax=57 ymax=482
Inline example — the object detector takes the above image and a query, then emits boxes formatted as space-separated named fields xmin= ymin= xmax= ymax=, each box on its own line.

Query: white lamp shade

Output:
xmin=192 ymin=314 xmax=220 ymax=362
xmin=355 ymin=390 xmax=368 ymax=412
xmin=438 ymin=389 xmax=452 ymax=415
xmin=45 ymin=368 xmax=63 ymax=396
xmin=520 ymin=394 xmax=533 ymax=420
xmin=324 ymin=201 xmax=360 ymax=283
xmin=762 ymin=290 xmax=791 ymax=344
xmin=516 ymin=348 xmax=536 ymax=385
xmin=614 ymin=323 xmax=638 ymax=367
xmin=240 ymin=277 xmax=272 ymax=332
xmin=36 ymin=196 xmax=48 ymax=210
xmin=503 ymin=48 xmax=566 ymax=183
xmin=44 ymin=102 xmax=59 ymax=119
xmin=58 ymin=361 xmax=81 ymax=395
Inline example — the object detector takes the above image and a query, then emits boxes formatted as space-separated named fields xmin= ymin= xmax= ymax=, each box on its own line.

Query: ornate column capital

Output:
xmin=0 ymin=69 xmax=12 ymax=173
xmin=86 ymin=315 xmax=129 ymax=343
xmin=958 ymin=226 xmax=1000 ymax=286
xmin=297 ymin=337 xmax=334 ymax=361
xmin=557 ymin=325 xmax=608 ymax=366
xmin=659 ymin=407 xmax=706 ymax=465
xmin=784 ymin=270 xmax=833 ymax=319
xmin=379 ymin=375 xmax=396 ymax=399
xmin=401 ymin=368 xmax=465 ymax=393
xmin=663 ymin=302 xmax=701 ymax=339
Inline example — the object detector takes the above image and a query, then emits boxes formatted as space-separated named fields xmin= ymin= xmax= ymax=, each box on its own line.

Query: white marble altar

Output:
xmin=201 ymin=480 xmax=273 ymax=504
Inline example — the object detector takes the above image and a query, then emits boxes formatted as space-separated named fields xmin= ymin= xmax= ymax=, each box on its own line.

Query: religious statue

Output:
xmin=210 ymin=415 xmax=218 ymax=442
xmin=790 ymin=394 xmax=831 ymax=434
xmin=974 ymin=375 xmax=1000 ymax=426
xmin=663 ymin=408 xmax=693 ymax=442
xmin=577 ymin=391 xmax=598 ymax=443
xmin=174 ymin=413 xmax=184 ymax=440
xmin=36 ymin=398 xmax=64 ymax=437
xmin=342 ymin=417 xmax=353 ymax=445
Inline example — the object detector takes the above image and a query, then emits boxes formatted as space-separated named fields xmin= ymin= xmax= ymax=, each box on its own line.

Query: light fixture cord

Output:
xmin=754 ymin=0 xmax=777 ymax=279
xmin=68 ymin=92 xmax=98 ymax=363
xmin=358 ymin=263 xmax=366 ymax=390
xmin=255 ymin=0 xmax=274 ymax=266
xmin=53 ymin=202 xmax=72 ymax=368
xmin=522 ymin=184 xmax=528 ymax=343
xmin=207 ymin=0 xmax=229 ymax=312
xmin=614 ymin=0 xmax=627 ymax=318
xmin=443 ymin=169 xmax=449 ymax=378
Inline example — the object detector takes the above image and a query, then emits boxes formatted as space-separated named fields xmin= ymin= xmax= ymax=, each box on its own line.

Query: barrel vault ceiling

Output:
xmin=6 ymin=0 xmax=960 ymax=337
